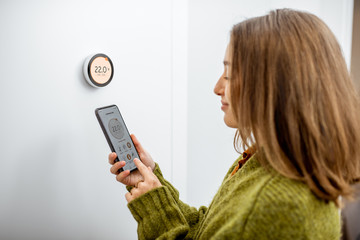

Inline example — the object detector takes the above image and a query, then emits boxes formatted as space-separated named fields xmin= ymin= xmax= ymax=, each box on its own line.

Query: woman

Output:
xmin=109 ymin=9 xmax=360 ymax=239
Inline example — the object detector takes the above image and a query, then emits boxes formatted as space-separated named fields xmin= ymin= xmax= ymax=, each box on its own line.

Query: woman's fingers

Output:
xmin=116 ymin=170 xmax=131 ymax=183
xmin=133 ymin=158 xmax=151 ymax=180
xmin=125 ymin=159 xmax=161 ymax=203
xmin=110 ymin=161 xmax=126 ymax=174
xmin=108 ymin=152 xmax=117 ymax=165
xmin=131 ymin=134 xmax=145 ymax=155
xmin=125 ymin=192 xmax=132 ymax=202
xmin=130 ymin=134 xmax=156 ymax=171
xmin=136 ymin=180 xmax=144 ymax=188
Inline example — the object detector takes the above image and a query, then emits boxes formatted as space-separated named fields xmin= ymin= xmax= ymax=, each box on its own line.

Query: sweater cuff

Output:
xmin=127 ymin=186 xmax=187 ymax=234
xmin=153 ymin=163 xmax=171 ymax=187
xmin=153 ymin=162 xmax=162 ymax=178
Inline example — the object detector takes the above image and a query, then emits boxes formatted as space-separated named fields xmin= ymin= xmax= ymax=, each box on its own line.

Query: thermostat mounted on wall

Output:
xmin=83 ymin=53 xmax=114 ymax=88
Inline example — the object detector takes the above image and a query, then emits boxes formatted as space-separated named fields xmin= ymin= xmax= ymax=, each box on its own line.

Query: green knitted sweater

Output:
xmin=127 ymin=154 xmax=340 ymax=239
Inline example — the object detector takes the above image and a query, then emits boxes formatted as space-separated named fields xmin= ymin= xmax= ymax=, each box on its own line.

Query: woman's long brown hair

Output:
xmin=230 ymin=9 xmax=360 ymax=206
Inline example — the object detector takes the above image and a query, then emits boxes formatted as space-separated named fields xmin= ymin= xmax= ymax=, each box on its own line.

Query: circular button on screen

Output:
xmin=108 ymin=118 xmax=125 ymax=139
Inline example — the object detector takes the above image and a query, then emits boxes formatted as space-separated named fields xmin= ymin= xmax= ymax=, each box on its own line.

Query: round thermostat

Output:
xmin=83 ymin=53 xmax=114 ymax=88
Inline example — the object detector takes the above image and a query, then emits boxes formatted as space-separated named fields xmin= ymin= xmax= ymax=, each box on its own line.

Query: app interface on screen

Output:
xmin=98 ymin=106 xmax=138 ymax=171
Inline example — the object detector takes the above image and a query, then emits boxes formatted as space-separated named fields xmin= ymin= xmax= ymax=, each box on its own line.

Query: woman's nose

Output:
xmin=214 ymin=76 xmax=225 ymax=96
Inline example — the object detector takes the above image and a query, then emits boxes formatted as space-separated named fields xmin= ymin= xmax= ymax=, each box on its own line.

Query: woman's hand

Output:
xmin=109 ymin=134 xmax=156 ymax=186
xmin=125 ymin=158 xmax=162 ymax=203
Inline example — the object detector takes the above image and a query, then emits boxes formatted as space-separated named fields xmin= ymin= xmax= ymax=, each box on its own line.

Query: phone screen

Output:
xmin=95 ymin=105 xmax=139 ymax=172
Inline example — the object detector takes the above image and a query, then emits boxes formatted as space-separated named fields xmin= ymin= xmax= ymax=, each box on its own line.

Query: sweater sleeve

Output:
xmin=127 ymin=163 xmax=208 ymax=239
xmin=127 ymin=186 xmax=189 ymax=239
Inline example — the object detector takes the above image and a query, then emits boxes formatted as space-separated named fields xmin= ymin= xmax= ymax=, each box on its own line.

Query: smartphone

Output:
xmin=95 ymin=104 xmax=139 ymax=172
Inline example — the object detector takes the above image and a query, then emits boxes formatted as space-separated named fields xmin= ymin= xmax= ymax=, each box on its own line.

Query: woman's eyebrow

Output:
xmin=223 ymin=61 xmax=230 ymax=66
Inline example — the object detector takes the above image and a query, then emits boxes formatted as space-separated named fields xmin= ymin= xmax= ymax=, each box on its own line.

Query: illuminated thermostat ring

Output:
xmin=83 ymin=53 xmax=114 ymax=88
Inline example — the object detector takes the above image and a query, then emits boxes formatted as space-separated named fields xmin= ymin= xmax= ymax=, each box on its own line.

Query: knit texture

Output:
xmin=127 ymin=154 xmax=340 ymax=239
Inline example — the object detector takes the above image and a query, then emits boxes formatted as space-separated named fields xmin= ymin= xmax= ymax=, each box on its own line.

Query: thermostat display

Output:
xmin=83 ymin=53 xmax=114 ymax=88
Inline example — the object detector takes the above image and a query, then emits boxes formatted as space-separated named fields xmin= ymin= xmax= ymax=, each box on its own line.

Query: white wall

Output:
xmin=0 ymin=1 xmax=179 ymax=239
xmin=0 ymin=0 xmax=354 ymax=239
xmin=187 ymin=0 xmax=354 ymax=208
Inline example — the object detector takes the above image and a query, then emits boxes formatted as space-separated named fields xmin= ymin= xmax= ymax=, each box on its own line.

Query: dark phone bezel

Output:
xmin=95 ymin=104 xmax=139 ymax=173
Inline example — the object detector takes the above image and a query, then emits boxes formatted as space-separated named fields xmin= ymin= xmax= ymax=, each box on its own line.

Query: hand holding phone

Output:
xmin=95 ymin=105 xmax=139 ymax=172
xmin=96 ymin=104 xmax=157 ymax=186
xmin=108 ymin=134 xmax=156 ymax=187
xmin=124 ymin=158 xmax=162 ymax=203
